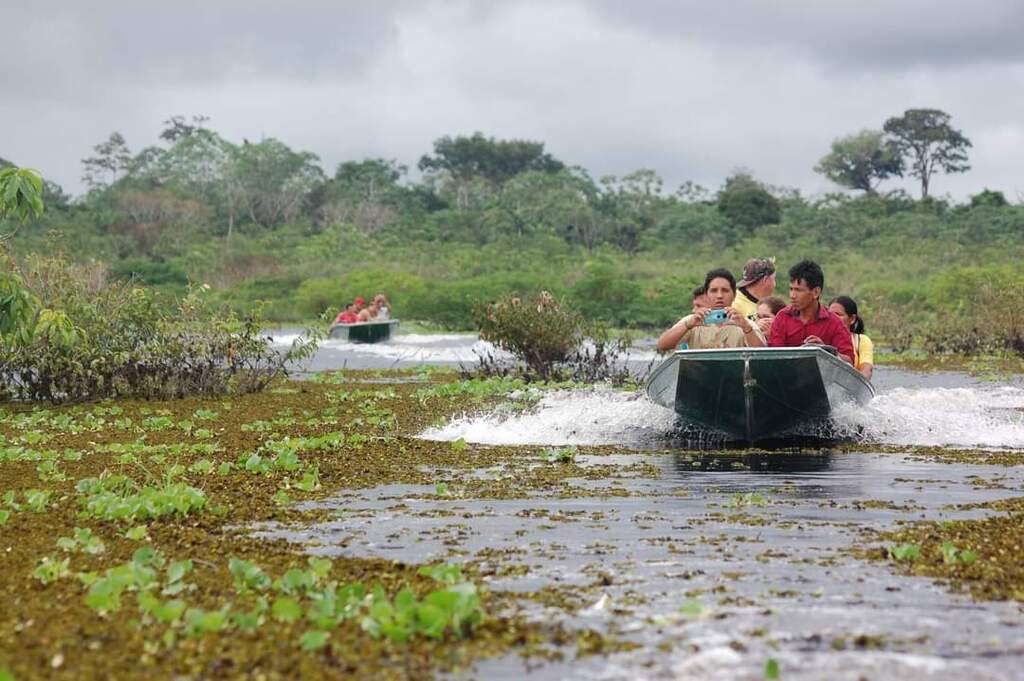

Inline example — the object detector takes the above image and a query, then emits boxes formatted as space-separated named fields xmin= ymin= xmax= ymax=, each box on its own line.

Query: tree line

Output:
xmin=2 ymin=107 xmax=997 ymax=259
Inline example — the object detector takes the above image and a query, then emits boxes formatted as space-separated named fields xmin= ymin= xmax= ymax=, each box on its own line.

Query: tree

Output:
xmin=970 ymin=188 xmax=1008 ymax=208
xmin=716 ymin=171 xmax=780 ymax=232
xmin=418 ymin=132 xmax=564 ymax=187
xmin=883 ymin=108 xmax=971 ymax=198
xmin=0 ymin=165 xmax=44 ymax=226
xmin=487 ymin=168 xmax=599 ymax=240
xmin=333 ymin=158 xmax=406 ymax=203
xmin=82 ymin=132 xmax=133 ymax=188
xmin=314 ymin=159 xmax=408 ymax=234
xmin=159 ymin=114 xmax=211 ymax=143
xmin=597 ymin=170 xmax=663 ymax=252
xmin=1 ymin=163 xmax=45 ymax=343
xmin=228 ymin=138 xmax=324 ymax=228
xmin=814 ymin=130 xmax=902 ymax=194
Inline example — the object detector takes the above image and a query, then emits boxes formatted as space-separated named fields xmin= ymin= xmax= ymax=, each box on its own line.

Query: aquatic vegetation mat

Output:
xmin=2 ymin=371 xmax=1023 ymax=680
xmin=0 ymin=375 xmax=606 ymax=679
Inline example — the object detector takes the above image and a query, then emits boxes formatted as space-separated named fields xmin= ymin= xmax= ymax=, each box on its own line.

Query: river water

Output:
xmin=264 ymin=331 xmax=1024 ymax=680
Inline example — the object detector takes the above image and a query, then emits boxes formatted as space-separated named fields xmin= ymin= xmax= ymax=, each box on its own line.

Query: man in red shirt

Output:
xmin=335 ymin=303 xmax=359 ymax=324
xmin=768 ymin=260 xmax=855 ymax=364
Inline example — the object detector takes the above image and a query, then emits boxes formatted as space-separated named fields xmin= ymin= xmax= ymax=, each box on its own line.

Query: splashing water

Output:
xmin=833 ymin=385 xmax=1024 ymax=448
xmin=421 ymin=384 xmax=1024 ymax=450
xmin=420 ymin=388 xmax=676 ymax=448
xmin=271 ymin=330 xmax=661 ymax=369
xmin=271 ymin=331 xmax=504 ymax=364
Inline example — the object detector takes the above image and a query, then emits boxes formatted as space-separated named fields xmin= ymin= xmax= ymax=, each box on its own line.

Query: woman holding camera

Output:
xmin=657 ymin=268 xmax=765 ymax=352
xmin=828 ymin=295 xmax=874 ymax=380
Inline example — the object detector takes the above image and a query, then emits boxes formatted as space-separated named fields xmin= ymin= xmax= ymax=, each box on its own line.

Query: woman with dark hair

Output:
xmin=828 ymin=295 xmax=874 ymax=380
xmin=658 ymin=267 xmax=765 ymax=352
xmin=754 ymin=295 xmax=787 ymax=335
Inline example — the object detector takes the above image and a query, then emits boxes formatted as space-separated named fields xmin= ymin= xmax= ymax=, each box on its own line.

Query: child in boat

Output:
xmin=828 ymin=296 xmax=874 ymax=380
xmin=754 ymin=296 xmax=786 ymax=335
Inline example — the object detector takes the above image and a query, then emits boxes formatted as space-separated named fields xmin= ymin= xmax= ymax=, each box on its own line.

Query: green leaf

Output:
xmin=764 ymin=658 xmax=780 ymax=679
xmin=308 ymin=557 xmax=332 ymax=580
xmin=277 ymin=568 xmax=315 ymax=595
xmin=679 ymin=599 xmax=704 ymax=618
xmin=888 ymin=543 xmax=920 ymax=562
xmin=299 ymin=630 xmax=330 ymax=650
xmin=125 ymin=525 xmax=148 ymax=540
xmin=272 ymin=597 xmax=302 ymax=623
xmin=166 ymin=559 xmax=193 ymax=584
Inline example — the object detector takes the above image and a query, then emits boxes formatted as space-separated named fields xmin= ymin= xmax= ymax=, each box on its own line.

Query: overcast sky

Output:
xmin=3 ymin=0 xmax=1022 ymax=200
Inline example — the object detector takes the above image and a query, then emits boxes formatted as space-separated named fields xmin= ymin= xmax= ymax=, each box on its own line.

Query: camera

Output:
xmin=704 ymin=309 xmax=729 ymax=325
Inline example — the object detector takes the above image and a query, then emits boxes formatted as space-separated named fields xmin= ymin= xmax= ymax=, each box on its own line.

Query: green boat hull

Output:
xmin=645 ymin=347 xmax=875 ymax=442
xmin=328 ymin=320 xmax=399 ymax=343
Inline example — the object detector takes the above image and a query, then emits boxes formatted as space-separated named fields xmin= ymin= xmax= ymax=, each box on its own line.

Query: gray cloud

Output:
xmin=2 ymin=1 xmax=1022 ymax=200
xmin=2 ymin=2 xmax=415 ymax=96
xmin=587 ymin=0 xmax=1024 ymax=72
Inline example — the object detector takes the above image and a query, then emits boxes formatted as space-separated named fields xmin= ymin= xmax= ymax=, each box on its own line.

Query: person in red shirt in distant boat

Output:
xmin=335 ymin=303 xmax=359 ymax=324
xmin=768 ymin=260 xmax=855 ymax=365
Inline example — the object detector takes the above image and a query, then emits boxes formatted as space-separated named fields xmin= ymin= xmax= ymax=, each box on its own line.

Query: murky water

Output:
xmin=261 ymin=331 xmax=1024 ymax=680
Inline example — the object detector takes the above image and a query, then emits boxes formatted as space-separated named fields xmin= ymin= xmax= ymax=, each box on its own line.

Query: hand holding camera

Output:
xmin=703 ymin=308 xmax=729 ymax=325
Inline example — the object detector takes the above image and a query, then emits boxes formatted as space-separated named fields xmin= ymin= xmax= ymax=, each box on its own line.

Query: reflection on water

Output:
xmin=254 ymin=450 xmax=1024 ymax=681
xmin=670 ymin=450 xmax=837 ymax=475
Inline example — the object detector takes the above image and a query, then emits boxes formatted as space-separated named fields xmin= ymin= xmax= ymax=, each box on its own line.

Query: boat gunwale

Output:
xmin=329 ymin=319 xmax=400 ymax=329
xmin=644 ymin=346 xmax=875 ymax=405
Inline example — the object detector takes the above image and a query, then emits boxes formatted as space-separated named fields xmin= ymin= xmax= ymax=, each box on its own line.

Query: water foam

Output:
xmin=271 ymin=331 xmax=661 ymax=366
xmin=834 ymin=385 xmax=1024 ymax=448
xmin=271 ymin=331 xmax=504 ymax=363
xmin=421 ymin=384 xmax=1024 ymax=450
xmin=419 ymin=388 xmax=676 ymax=447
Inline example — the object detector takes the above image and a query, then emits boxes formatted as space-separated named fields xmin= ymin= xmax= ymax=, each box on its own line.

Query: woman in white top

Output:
xmin=373 ymin=293 xmax=391 ymax=320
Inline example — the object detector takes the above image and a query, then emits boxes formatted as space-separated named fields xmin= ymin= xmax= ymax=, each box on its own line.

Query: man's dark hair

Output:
xmin=788 ymin=260 xmax=824 ymax=291
xmin=691 ymin=285 xmax=706 ymax=301
xmin=704 ymin=267 xmax=736 ymax=292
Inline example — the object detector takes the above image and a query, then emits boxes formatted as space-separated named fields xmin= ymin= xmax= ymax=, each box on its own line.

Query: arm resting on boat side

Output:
xmin=657 ymin=314 xmax=698 ymax=352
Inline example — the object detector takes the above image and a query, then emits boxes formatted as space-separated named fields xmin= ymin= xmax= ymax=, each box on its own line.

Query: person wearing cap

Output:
xmin=768 ymin=260 xmax=854 ymax=365
xmin=733 ymin=258 xmax=777 ymax=320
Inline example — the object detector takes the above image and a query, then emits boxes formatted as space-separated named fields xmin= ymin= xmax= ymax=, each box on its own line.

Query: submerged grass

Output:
xmin=0 ymin=372 xmax=628 ymax=680
xmin=862 ymin=496 xmax=1024 ymax=603
xmin=3 ymin=368 xmax=1023 ymax=678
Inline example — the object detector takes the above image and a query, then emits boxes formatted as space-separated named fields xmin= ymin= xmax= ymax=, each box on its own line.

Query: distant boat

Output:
xmin=328 ymin=319 xmax=400 ymax=343
xmin=645 ymin=346 xmax=874 ymax=443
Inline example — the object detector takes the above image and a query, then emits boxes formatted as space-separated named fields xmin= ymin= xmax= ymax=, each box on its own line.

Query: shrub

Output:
xmin=0 ymin=249 xmax=318 ymax=402
xmin=919 ymin=265 xmax=1024 ymax=356
xmin=473 ymin=291 xmax=630 ymax=382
